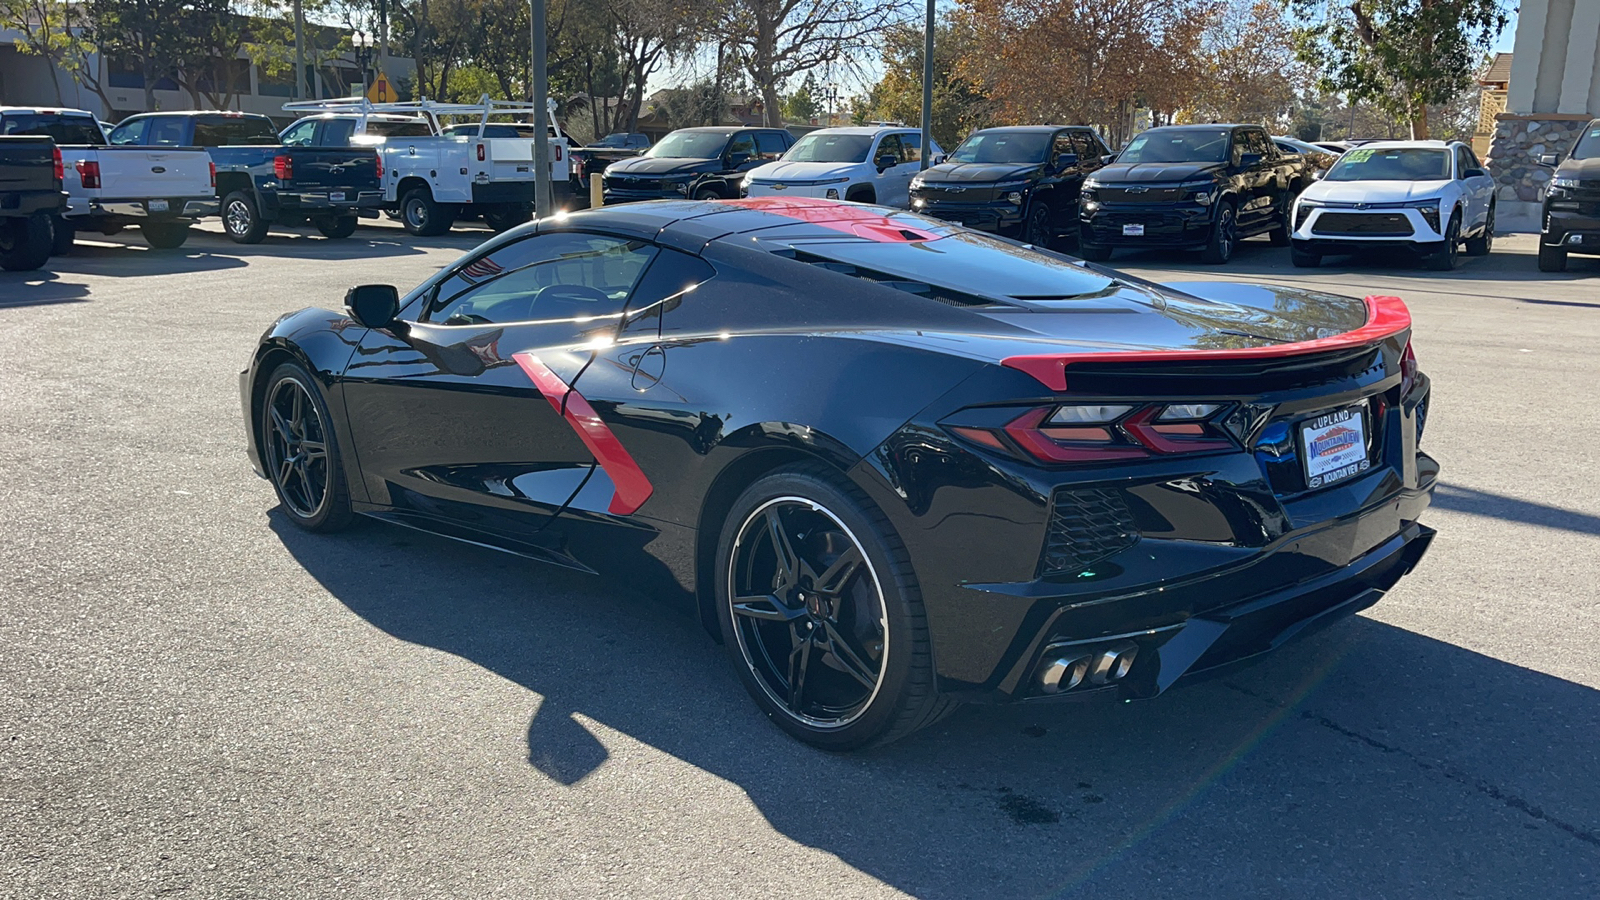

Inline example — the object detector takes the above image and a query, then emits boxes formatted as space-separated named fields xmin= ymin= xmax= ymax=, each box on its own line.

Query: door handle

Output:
xmin=630 ymin=345 xmax=666 ymax=391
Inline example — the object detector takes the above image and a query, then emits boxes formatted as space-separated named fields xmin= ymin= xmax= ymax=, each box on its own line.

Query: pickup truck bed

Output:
xmin=0 ymin=135 xmax=67 ymax=271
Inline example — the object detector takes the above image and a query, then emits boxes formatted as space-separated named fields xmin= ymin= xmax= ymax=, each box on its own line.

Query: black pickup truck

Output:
xmin=602 ymin=126 xmax=792 ymax=202
xmin=110 ymin=111 xmax=383 ymax=243
xmin=1537 ymin=119 xmax=1600 ymax=272
xmin=0 ymin=136 xmax=66 ymax=271
xmin=1079 ymin=124 xmax=1307 ymax=264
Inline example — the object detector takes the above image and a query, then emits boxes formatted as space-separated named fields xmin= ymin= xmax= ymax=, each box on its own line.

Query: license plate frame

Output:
xmin=1299 ymin=405 xmax=1371 ymax=490
xmin=148 ymin=199 xmax=168 ymax=213
xmin=1122 ymin=223 xmax=1145 ymax=236
xmin=330 ymin=191 xmax=347 ymax=202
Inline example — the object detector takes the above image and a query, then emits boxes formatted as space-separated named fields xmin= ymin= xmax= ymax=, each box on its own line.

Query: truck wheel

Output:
xmin=1537 ymin=242 xmax=1567 ymax=272
xmin=1022 ymin=203 xmax=1052 ymax=248
xmin=482 ymin=205 xmax=530 ymax=232
xmin=844 ymin=186 xmax=875 ymax=204
xmin=1200 ymin=201 xmax=1237 ymax=264
xmin=401 ymin=187 xmax=451 ymax=236
xmin=313 ymin=215 xmax=358 ymax=239
xmin=0 ymin=214 xmax=53 ymax=271
xmin=1290 ymin=242 xmax=1321 ymax=267
xmin=1267 ymin=193 xmax=1293 ymax=247
xmin=141 ymin=220 xmax=191 ymax=249
xmin=223 ymin=191 xmax=269 ymax=244
xmin=51 ymin=216 xmax=75 ymax=255
xmin=693 ymin=186 xmax=723 ymax=201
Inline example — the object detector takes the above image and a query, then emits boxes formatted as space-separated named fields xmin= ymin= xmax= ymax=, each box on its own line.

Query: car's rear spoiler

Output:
xmin=1000 ymin=294 xmax=1412 ymax=391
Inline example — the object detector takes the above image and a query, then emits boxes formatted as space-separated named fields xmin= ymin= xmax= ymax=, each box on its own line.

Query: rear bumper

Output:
xmin=276 ymin=190 xmax=385 ymax=212
xmin=1 ymin=189 xmax=67 ymax=217
xmin=68 ymin=197 xmax=218 ymax=220
xmin=1542 ymin=208 xmax=1600 ymax=254
xmin=1080 ymin=204 xmax=1216 ymax=248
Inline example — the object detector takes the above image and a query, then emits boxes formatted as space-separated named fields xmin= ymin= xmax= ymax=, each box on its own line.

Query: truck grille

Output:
xmin=918 ymin=184 xmax=998 ymax=204
xmin=606 ymin=175 xmax=661 ymax=191
xmin=1312 ymin=212 xmax=1415 ymax=236
xmin=1040 ymin=487 xmax=1139 ymax=577
xmin=1098 ymin=186 xmax=1187 ymax=203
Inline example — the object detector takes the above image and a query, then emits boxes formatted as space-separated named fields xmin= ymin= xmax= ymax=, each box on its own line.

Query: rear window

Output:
xmin=193 ymin=117 xmax=279 ymax=146
xmin=366 ymin=120 xmax=433 ymax=138
xmin=0 ymin=113 xmax=104 ymax=145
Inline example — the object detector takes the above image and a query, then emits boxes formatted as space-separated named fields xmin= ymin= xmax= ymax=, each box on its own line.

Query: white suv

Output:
xmin=1290 ymin=140 xmax=1495 ymax=270
xmin=741 ymin=126 xmax=943 ymax=208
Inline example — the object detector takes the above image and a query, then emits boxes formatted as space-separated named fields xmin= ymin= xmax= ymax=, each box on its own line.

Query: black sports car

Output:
xmin=242 ymin=197 xmax=1437 ymax=750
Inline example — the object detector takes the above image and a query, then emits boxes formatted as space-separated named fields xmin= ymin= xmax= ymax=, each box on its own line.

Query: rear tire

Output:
xmin=1537 ymin=242 xmax=1568 ymax=272
xmin=50 ymin=216 xmax=75 ymax=255
xmin=313 ymin=215 xmax=358 ymax=239
xmin=844 ymin=186 xmax=876 ymax=204
xmin=1290 ymin=242 xmax=1321 ymax=268
xmin=0 ymin=214 xmax=52 ymax=271
xmin=1267 ymin=193 xmax=1293 ymax=247
xmin=1200 ymin=201 xmax=1237 ymax=264
xmin=140 ymin=220 xmax=190 ymax=249
xmin=401 ymin=187 xmax=452 ymax=236
xmin=715 ymin=463 xmax=953 ymax=750
xmin=260 ymin=361 xmax=355 ymax=533
xmin=1465 ymin=204 xmax=1494 ymax=256
xmin=222 ymin=191 xmax=269 ymax=244
xmin=482 ymin=204 xmax=530 ymax=232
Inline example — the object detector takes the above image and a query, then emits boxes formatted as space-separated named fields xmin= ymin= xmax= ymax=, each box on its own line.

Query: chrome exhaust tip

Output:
xmin=1088 ymin=642 xmax=1138 ymax=685
xmin=1039 ymin=654 xmax=1091 ymax=694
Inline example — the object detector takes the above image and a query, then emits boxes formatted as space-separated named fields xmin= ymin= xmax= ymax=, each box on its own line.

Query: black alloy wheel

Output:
xmin=313 ymin=215 xmax=358 ymax=239
xmin=716 ymin=466 xmax=951 ymax=749
xmin=223 ymin=191 xmax=269 ymax=244
xmin=1267 ymin=192 xmax=1293 ymax=247
xmin=1201 ymin=202 xmax=1237 ymax=264
xmin=262 ymin=363 xmax=353 ymax=532
xmin=1428 ymin=212 xmax=1461 ymax=271
xmin=0 ymin=214 xmax=54 ymax=271
xmin=1466 ymin=203 xmax=1494 ymax=256
xmin=1022 ymin=202 xmax=1052 ymax=248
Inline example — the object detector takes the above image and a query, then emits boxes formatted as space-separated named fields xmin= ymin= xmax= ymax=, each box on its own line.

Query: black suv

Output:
xmin=908 ymin=125 xmax=1110 ymax=246
xmin=603 ymin=126 xmax=792 ymax=202
xmin=1080 ymin=124 xmax=1306 ymax=263
xmin=1537 ymin=119 xmax=1600 ymax=272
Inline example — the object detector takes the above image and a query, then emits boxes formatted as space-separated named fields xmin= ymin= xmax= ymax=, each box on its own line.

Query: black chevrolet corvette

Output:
xmin=242 ymin=197 xmax=1437 ymax=749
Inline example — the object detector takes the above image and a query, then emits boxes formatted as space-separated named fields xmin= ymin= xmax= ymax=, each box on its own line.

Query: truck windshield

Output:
xmin=1 ymin=112 xmax=104 ymax=145
xmin=646 ymin=131 xmax=729 ymax=159
xmin=1324 ymin=147 xmax=1451 ymax=181
xmin=784 ymin=133 xmax=872 ymax=163
xmin=1571 ymin=125 xmax=1600 ymax=161
xmin=948 ymin=131 xmax=1051 ymax=164
xmin=1116 ymin=130 xmax=1230 ymax=163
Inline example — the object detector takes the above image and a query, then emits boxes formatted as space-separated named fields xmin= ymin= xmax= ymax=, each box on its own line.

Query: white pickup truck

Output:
xmin=0 ymin=107 xmax=216 ymax=250
xmin=279 ymin=97 xmax=572 ymax=236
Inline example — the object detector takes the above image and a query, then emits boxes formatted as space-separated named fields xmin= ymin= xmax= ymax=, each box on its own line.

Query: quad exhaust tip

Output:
xmin=1039 ymin=641 xmax=1138 ymax=694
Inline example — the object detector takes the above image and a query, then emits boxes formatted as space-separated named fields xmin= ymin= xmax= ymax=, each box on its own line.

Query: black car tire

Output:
xmin=401 ymin=187 xmax=453 ymax=236
xmin=1466 ymin=203 xmax=1494 ymax=256
xmin=141 ymin=220 xmax=190 ymax=249
xmin=1022 ymin=202 xmax=1052 ymax=248
xmin=694 ymin=186 xmax=723 ymax=201
xmin=1077 ymin=241 xmax=1113 ymax=262
xmin=1267 ymin=194 xmax=1293 ymax=247
xmin=1427 ymin=212 xmax=1461 ymax=271
xmin=715 ymin=463 xmax=954 ymax=750
xmin=313 ymin=215 xmax=358 ymax=239
xmin=222 ymin=191 xmax=269 ymax=244
xmin=1537 ymin=242 xmax=1568 ymax=272
xmin=1200 ymin=201 xmax=1237 ymax=264
xmin=483 ymin=205 xmax=530 ymax=232
xmin=50 ymin=215 xmax=75 ymax=255
xmin=261 ymin=361 xmax=355 ymax=533
xmin=844 ymin=186 xmax=876 ymax=204
xmin=0 ymin=214 xmax=53 ymax=271
xmin=1290 ymin=242 xmax=1321 ymax=268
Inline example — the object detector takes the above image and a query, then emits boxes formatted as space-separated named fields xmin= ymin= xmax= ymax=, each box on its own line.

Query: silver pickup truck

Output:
xmin=0 ymin=107 xmax=217 ymax=251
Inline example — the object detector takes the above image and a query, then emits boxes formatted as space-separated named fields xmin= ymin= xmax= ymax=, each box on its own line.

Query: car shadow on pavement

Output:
xmin=269 ymin=512 xmax=1600 ymax=898
xmin=1432 ymin=483 xmax=1600 ymax=534
xmin=0 ymin=273 xmax=91 ymax=307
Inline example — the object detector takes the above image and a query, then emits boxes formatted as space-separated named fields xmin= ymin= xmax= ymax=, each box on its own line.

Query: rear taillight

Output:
xmin=1398 ymin=341 xmax=1418 ymax=396
xmin=476 ymin=142 xmax=486 ymax=162
xmin=554 ymin=144 xmax=562 ymax=161
xmin=951 ymin=402 xmax=1236 ymax=464
xmin=52 ymin=146 xmax=64 ymax=183
xmin=375 ymin=153 xmax=383 ymax=179
xmin=75 ymin=159 xmax=101 ymax=189
xmin=273 ymin=155 xmax=292 ymax=180
xmin=209 ymin=161 xmax=216 ymax=188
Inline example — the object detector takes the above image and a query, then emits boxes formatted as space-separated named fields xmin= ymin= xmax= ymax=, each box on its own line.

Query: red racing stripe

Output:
xmin=512 ymin=352 xmax=654 ymax=516
xmin=1001 ymin=294 xmax=1413 ymax=392
xmin=724 ymin=196 xmax=944 ymax=242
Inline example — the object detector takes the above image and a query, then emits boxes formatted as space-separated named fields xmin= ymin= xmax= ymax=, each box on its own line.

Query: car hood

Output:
xmin=749 ymin=160 xmax=857 ymax=182
xmin=1301 ymin=179 xmax=1453 ymax=203
xmin=917 ymin=162 xmax=1042 ymax=184
xmin=607 ymin=156 xmax=715 ymax=176
xmin=1556 ymin=157 xmax=1600 ymax=182
xmin=1092 ymin=162 xmax=1227 ymax=184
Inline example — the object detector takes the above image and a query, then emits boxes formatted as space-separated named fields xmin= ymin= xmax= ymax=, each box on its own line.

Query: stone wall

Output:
xmin=1486 ymin=115 xmax=1591 ymax=204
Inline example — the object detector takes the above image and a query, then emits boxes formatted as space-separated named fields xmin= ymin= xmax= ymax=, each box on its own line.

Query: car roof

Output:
xmin=1142 ymin=124 xmax=1259 ymax=132
xmin=128 ymin=110 xmax=272 ymax=119
xmin=971 ymin=125 xmax=1083 ymax=134
xmin=674 ymin=126 xmax=764 ymax=134
xmin=1357 ymin=140 xmax=1454 ymax=150
xmin=0 ymin=106 xmax=96 ymax=116
xmin=802 ymin=126 xmax=915 ymax=136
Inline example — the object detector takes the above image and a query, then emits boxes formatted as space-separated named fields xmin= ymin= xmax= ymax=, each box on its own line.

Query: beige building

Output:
xmin=1487 ymin=0 xmax=1600 ymax=228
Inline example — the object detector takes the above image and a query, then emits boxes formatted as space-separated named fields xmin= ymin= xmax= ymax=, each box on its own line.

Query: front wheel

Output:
xmin=1465 ymin=204 xmax=1494 ymax=256
xmin=260 ymin=362 xmax=354 ymax=532
xmin=141 ymin=220 xmax=190 ymax=249
xmin=313 ymin=215 xmax=358 ymax=239
xmin=1077 ymin=238 xmax=1113 ymax=262
xmin=1427 ymin=212 xmax=1461 ymax=271
xmin=0 ymin=214 xmax=52 ymax=271
xmin=715 ymin=464 xmax=952 ymax=750
xmin=1538 ymin=242 xmax=1568 ymax=272
xmin=693 ymin=186 xmax=723 ymax=201
xmin=1200 ymin=202 xmax=1237 ymax=264
xmin=1022 ymin=202 xmax=1052 ymax=248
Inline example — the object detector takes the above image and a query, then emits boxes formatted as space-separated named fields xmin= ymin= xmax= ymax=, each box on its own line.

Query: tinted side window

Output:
xmin=728 ymin=133 xmax=757 ymax=159
xmin=622 ymin=248 xmax=718 ymax=336
xmin=146 ymin=117 xmax=188 ymax=146
xmin=876 ymin=133 xmax=903 ymax=163
xmin=108 ymin=119 xmax=147 ymax=145
xmin=1455 ymin=146 xmax=1475 ymax=177
xmin=280 ymin=120 xmax=317 ymax=146
xmin=1051 ymin=132 xmax=1073 ymax=161
xmin=428 ymin=232 xmax=657 ymax=326
xmin=900 ymin=132 xmax=922 ymax=162
xmin=754 ymin=131 xmax=786 ymax=159
xmin=1070 ymin=132 xmax=1096 ymax=160
xmin=194 ymin=117 xmax=279 ymax=146
xmin=319 ymin=119 xmax=357 ymax=147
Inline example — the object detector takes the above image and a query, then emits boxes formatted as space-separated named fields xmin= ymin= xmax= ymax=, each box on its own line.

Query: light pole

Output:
xmin=531 ymin=0 xmax=551 ymax=218
xmin=351 ymin=31 xmax=376 ymax=99
xmin=920 ymin=0 xmax=934 ymax=169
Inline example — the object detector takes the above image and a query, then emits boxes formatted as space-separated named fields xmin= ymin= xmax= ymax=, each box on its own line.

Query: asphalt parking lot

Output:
xmin=2 ymin=219 xmax=1597 ymax=899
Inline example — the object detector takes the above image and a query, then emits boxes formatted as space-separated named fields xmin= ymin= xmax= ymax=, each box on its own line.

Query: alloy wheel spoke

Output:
xmin=298 ymin=439 xmax=327 ymax=461
xmin=822 ymin=621 xmax=878 ymax=690
xmin=765 ymin=507 xmax=801 ymax=587
xmin=269 ymin=407 xmax=293 ymax=443
xmin=812 ymin=546 xmax=863 ymax=598
xmin=787 ymin=629 xmax=815 ymax=709
xmin=290 ymin=389 xmax=305 ymax=437
xmin=732 ymin=594 xmax=807 ymax=623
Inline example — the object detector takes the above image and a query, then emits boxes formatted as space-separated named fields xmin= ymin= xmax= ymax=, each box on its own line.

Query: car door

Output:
xmin=872 ymin=133 xmax=906 ymax=205
xmin=340 ymin=230 xmax=660 ymax=551
xmin=1456 ymin=145 xmax=1493 ymax=231
xmin=1236 ymin=129 xmax=1278 ymax=227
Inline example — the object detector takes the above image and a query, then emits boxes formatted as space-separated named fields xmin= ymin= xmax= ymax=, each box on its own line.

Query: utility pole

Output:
xmin=293 ymin=0 xmax=306 ymax=100
xmin=379 ymin=0 xmax=389 ymax=69
xmin=919 ymin=0 xmax=934 ymax=169
xmin=531 ymin=0 xmax=552 ymax=218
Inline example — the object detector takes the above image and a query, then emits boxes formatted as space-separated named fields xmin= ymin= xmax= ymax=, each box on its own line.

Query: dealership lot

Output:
xmin=1 ymin=222 xmax=1596 ymax=898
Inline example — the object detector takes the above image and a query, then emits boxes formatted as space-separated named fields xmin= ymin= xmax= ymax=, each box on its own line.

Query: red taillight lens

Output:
xmin=75 ymin=159 xmax=101 ymax=189
xmin=1398 ymin=341 xmax=1418 ymax=395
xmin=1002 ymin=407 xmax=1148 ymax=463
xmin=374 ymin=153 xmax=383 ymax=179
xmin=52 ymin=147 xmax=64 ymax=183
xmin=554 ymin=144 xmax=562 ymax=161
xmin=476 ymin=143 xmax=486 ymax=162
xmin=209 ymin=161 xmax=216 ymax=188
xmin=950 ymin=402 xmax=1236 ymax=464
xmin=273 ymin=155 xmax=291 ymax=180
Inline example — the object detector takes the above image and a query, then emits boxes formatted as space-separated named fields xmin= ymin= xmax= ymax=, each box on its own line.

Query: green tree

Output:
xmin=862 ymin=19 xmax=987 ymax=149
xmin=0 ymin=0 xmax=94 ymax=104
xmin=783 ymin=72 xmax=820 ymax=122
xmin=1281 ymin=0 xmax=1509 ymax=139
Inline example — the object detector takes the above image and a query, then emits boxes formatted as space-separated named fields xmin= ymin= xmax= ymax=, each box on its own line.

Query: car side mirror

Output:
xmin=931 ymin=153 xmax=946 ymax=165
xmin=727 ymin=151 xmax=751 ymax=168
xmin=346 ymin=284 xmax=400 ymax=329
xmin=1539 ymin=153 xmax=1560 ymax=167
xmin=1238 ymin=153 xmax=1263 ymax=167
xmin=875 ymin=153 xmax=898 ymax=172
xmin=1053 ymin=152 xmax=1079 ymax=171
xmin=1101 ymin=153 xmax=1117 ymax=164
xmin=1463 ymin=167 xmax=1488 ymax=179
